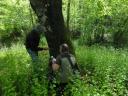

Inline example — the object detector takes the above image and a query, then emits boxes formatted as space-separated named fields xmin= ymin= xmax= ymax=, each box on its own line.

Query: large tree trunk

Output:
xmin=29 ymin=0 xmax=74 ymax=57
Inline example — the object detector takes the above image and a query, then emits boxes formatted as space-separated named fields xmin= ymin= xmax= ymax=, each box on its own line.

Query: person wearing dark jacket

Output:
xmin=25 ymin=29 xmax=48 ymax=61
xmin=25 ymin=28 xmax=48 ymax=95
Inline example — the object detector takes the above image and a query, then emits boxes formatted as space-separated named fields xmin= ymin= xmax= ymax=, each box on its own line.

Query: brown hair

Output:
xmin=60 ymin=43 xmax=69 ymax=53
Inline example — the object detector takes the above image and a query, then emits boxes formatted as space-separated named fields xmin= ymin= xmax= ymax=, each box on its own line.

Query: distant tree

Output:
xmin=67 ymin=0 xmax=71 ymax=30
xmin=29 ymin=0 xmax=74 ymax=57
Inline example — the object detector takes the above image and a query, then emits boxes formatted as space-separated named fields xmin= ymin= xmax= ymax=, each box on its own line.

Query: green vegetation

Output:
xmin=1 ymin=0 xmax=128 ymax=95
xmin=0 ymin=0 xmax=36 ymax=45
xmin=76 ymin=45 xmax=128 ymax=95
xmin=1 ymin=0 xmax=128 ymax=47
xmin=63 ymin=0 xmax=128 ymax=47
xmin=0 ymin=44 xmax=128 ymax=95
xmin=0 ymin=44 xmax=48 ymax=95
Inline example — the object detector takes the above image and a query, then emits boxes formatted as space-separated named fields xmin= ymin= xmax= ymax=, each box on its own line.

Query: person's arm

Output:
xmin=52 ymin=56 xmax=60 ymax=71
xmin=37 ymin=47 xmax=49 ymax=51
xmin=31 ymin=47 xmax=49 ymax=51
xmin=52 ymin=63 xmax=60 ymax=71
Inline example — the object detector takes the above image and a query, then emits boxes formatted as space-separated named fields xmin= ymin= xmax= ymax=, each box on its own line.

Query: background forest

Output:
xmin=0 ymin=0 xmax=128 ymax=96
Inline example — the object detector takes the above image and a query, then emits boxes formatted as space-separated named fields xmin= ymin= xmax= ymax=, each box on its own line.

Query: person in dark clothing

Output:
xmin=25 ymin=29 xmax=48 ymax=61
xmin=25 ymin=28 xmax=48 ymax=96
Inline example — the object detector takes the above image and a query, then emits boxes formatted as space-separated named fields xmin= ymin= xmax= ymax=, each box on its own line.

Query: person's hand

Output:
xmin=51 ymin=56 xmax=56 ymax=64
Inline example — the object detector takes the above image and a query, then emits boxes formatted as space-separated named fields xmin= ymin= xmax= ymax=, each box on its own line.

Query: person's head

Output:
xmin=35 ymin=24 xmax=44 ymax=34
xmin=59 ymin=43 xmax=69 ymax=53
xmin=31 ymin=28 xmax=41 ymax=35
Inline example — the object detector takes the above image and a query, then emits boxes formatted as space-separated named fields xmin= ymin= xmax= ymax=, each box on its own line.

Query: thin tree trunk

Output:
xmin=29 ymin=0 xmax=74 ymax=57
xmin=29 ymin=4 xmax=34 ymax=27
xmin=67 ymin=0 xmax=71 ymax=30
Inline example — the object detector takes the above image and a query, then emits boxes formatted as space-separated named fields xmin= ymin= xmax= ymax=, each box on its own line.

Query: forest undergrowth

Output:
xmin=0 ymin=43 xmax=128 ymax=96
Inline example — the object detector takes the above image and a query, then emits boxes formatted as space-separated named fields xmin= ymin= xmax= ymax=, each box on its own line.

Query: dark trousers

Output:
xmin=55 ymin=83 xmax=68 ymax=96
xmin=48 ymin=81 xmax=70 ymax=96
xmin=27 ymin=49 xmax=38 ymax=62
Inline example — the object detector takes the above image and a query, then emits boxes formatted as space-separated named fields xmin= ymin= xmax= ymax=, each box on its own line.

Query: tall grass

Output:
xmin=0 ymin=44 xmax=128 ymax=95
xmin=76 ymin=46 xmax=128 ymax=95
xmin=0 ymin=43 xmax=49 ymax=96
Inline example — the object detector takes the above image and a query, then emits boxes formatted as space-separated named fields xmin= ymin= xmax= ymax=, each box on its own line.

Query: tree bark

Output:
xmin=67 ymin=0 xmax=71 ymax=30
xmin=29 ymin=0 xmax=74 ymax=57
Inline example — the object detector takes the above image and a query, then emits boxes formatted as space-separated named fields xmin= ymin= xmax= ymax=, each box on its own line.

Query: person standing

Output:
xmin=25 ymin=28 xmax=49 ymax=80
xmin=52 ymin=43 xmax=79 ymax=96
xmin=25 ymin=29 xmax=48 ymax=61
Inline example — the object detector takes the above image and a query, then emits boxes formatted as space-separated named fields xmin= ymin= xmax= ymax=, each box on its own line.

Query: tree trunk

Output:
xmin=29 ymin=4 xmax=34 ymax=27
xmin=67 ymin=0 xmax=71 ymax=30
xmin=29 ymin=0 xmax=74 ymax=57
